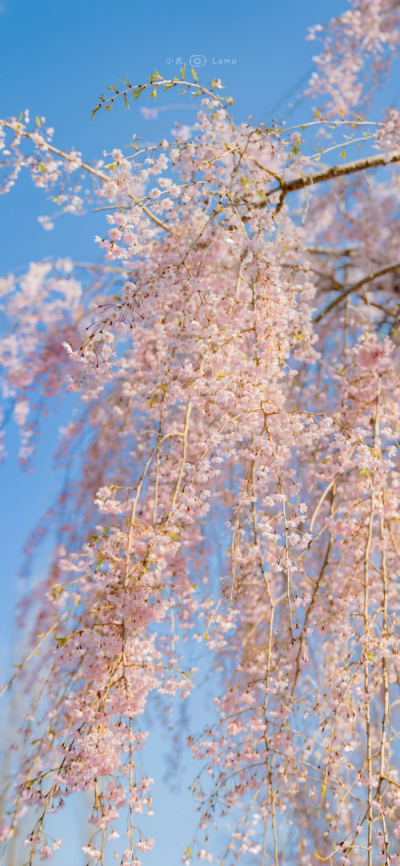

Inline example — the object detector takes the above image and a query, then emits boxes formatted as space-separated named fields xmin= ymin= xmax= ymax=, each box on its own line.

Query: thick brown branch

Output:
xmin=314 ymin=261 xmax=400 ymax=324
xmin=267 ymin=149 xmax=400 ymax=199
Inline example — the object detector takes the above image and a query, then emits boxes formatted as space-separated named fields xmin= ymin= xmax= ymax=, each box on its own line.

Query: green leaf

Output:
xmin=54 ymin=634 xmax=70 ymax=647
xmin=90 ymin=104 xmax=101 ymax=120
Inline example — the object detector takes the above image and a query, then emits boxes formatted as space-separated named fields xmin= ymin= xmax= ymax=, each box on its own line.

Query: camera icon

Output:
xmin=190 ymin=54 xmax=207 ymax=68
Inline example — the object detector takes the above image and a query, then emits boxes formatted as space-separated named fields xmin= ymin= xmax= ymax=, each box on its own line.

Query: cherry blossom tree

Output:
xmin=2 ymin=3 xmax=400 ymax=865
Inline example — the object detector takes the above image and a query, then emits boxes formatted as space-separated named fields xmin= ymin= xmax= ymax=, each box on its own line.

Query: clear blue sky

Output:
xmin=0 ymin=1 xmax=345 ymax=863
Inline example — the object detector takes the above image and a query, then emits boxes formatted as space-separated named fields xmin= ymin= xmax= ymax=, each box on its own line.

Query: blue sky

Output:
xmin=0 ymin=0 xmax=347 ymax=863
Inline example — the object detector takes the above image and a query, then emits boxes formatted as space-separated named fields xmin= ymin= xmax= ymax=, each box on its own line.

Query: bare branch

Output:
xmin=267 ymin=149 xmax=400 ymax=199
xmin=314 ymin=261 xmax=400 ymax=323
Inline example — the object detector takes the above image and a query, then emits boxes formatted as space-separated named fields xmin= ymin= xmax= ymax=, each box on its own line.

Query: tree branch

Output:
xmin=267 ymin=149 xmax=400 ymax=199
xmin=0 ymin=119 xmax=170 ymax=233
xmin=314 ymin=261 xmax=400 ymax=324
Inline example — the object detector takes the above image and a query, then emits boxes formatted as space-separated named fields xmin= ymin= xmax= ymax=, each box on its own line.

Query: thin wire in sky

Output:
xmin=258 ymin=65 xmax=314 ymax=124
